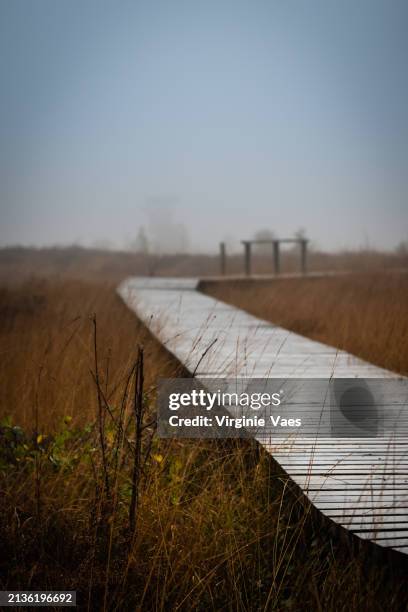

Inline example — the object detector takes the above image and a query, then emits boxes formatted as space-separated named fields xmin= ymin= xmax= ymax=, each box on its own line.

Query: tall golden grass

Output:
xmin=0 ymin=278 xmax=407 ymax=610
xmin=202 ymin=271 xmax=408 ymax=375
xmin=0 ymin=280 xmax=177 ymax=430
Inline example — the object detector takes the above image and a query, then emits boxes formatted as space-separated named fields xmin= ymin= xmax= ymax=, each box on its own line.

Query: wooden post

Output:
xmin=219 ymin=242 xmax=226 ymax=275
xmin=300 ymin=240 xmax=308 ymax=275
xmin=273 ymin=240 xmax=280 ymax=275
xmin=243 ymin=241 xmax=252 ymax=276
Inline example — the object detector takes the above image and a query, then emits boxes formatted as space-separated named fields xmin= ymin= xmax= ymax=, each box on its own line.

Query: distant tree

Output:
xmin=132 ymin=226 xmax=150 ymax=254
xmin=145 ymin=200 xmax=190 ymax=254
xmin=253 ymin=229 xmax=276 ymax=255
xmin=294 ymin=227 xmax=307 ymax=241
xmin=291 ymin=227 xmax=308 ymax=253
xmin=173 ymin=223 xmax=190 ymax=254
xmin=253 ymin=229 xmax=275 ymax=241
xmin=396 ymin=241 xmax=408 ymax=255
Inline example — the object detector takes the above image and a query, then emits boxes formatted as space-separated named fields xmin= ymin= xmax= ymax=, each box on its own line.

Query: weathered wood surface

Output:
xmin=118 ymin=277 xmax=408 ymax=555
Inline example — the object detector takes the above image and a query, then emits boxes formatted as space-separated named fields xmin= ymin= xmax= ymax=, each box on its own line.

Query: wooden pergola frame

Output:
xmin=219 ymin=238 xmax=309 ymax=276
xmin=241 ymin=238 xmax=308 ymax=276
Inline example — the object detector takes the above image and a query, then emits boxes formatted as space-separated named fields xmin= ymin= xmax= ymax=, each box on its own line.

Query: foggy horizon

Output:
xmin=1 ymin=1 xmax=407 ymax=253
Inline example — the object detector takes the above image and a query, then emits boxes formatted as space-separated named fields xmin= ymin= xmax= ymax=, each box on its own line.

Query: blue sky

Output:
xmin=1 ymin=0 xmax=407 ymax=252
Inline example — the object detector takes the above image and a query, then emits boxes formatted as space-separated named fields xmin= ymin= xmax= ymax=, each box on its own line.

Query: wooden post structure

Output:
xmin=241 ymin=235 xmax=308 ymax=276
xmin=273 ymin=240 xmax=280 ymax=275
xmin=219 ymin=242 xmax=226 ymax=275
xmin=243 ymin=241 xmax=252 ymax=276
xmin=300 ymin=239 xmax=308 ymax=275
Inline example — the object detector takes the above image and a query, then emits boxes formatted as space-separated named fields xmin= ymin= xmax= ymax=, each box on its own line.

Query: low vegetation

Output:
xmin=0 ymin=245 xmax=407 ymax=285
xmin=0 ymin=271 xmax=407 ymax=610
xmin=203 ymin=271 xmax=408 ymax=376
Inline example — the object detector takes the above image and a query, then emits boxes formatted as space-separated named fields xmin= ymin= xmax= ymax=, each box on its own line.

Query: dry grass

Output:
xmin=0 ymin=245 xmax=407 ymax=286
xmin=0 ymin=279 xmax=178 ymax=430
xmin=202 ymin=271 xmax=408 ymax=375
xmin=0 ymin=279 xmax=407 ymax=611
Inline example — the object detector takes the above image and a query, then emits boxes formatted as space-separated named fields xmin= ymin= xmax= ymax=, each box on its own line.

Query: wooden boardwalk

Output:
xmin=118 ymin=277 xmax=408 ymax=555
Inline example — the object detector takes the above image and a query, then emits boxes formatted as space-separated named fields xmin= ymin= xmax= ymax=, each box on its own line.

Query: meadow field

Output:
xmin=0 ymin=244 xmax=407 ymax=284
xmin=0 ymin=248 xmax=407 ymax=610
xmin=202 ymin=270 xmax=408 ymax=376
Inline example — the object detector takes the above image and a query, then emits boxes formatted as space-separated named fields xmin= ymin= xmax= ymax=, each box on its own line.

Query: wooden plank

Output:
xmin=117 ymin=276 xmax=408 ymax=556
xmin=339 ymin=515 xmax=408 ymax=526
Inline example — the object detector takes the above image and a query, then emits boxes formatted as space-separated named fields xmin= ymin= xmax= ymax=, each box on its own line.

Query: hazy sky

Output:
xmin=1 ymin=0 xmax=407 ymax=252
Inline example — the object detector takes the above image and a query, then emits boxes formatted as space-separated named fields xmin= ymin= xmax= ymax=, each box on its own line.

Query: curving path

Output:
xmin=118 ymin=276 xmax=408 ymax=555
